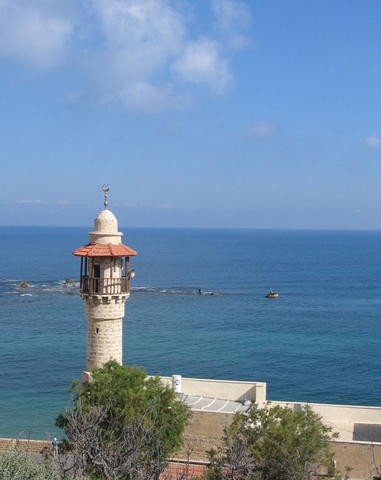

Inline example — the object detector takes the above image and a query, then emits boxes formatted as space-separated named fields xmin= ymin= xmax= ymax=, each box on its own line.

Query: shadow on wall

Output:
xmin=353 ymin=424 xmax=381 ymax=442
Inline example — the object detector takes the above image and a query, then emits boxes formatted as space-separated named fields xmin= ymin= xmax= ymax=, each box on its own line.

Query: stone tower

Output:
xmin=73 ymin=186 xmax=137 ymax=381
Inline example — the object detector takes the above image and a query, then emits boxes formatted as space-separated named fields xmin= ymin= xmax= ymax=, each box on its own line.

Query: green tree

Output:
xmin=57 ymin=361 xmax=191 ymax=480
xmin=205 ymin=403 xmax=344 ymax=480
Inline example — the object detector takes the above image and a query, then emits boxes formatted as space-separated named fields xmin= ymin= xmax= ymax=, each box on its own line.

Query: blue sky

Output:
xmin=1 ymin=0 xmax=381 ymax=229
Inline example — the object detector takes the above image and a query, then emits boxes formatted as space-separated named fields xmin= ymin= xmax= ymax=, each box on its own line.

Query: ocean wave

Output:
xmin=131 ymin=286 xmax=224 ymax=296
xmin=131 ymin=286 xmax=194 ymax=295
xmin=0 ymin=279 xmax=223 ymax=297
xmin=0 ymin=279 xmax=80 ymax=296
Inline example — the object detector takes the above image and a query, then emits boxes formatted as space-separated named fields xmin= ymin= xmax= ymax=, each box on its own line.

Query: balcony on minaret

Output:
xmin=80 ymin=275 xmax=130 ymax=295
xmin=80 ymin=273 xmax=132 ymax=295
xmin=73 ymin=243 xmax=137 ymax=297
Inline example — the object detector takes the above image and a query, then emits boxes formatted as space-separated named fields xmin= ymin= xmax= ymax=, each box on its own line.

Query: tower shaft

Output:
xmin=85 ymin=299 xmax=124 ymax=370
xmin=73 ymin=190 xmax=137 ymax=380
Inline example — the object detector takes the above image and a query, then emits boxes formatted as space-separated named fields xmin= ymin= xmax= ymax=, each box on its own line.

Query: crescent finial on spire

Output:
xmin=102 ymin=184 xmax=110 ymax=209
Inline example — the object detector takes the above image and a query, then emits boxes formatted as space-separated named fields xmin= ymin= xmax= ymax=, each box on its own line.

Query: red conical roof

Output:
xmin=72 ymin=243 xmax=137 ymax=258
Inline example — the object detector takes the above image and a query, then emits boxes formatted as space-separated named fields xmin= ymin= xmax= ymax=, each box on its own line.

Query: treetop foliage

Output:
xmin=206 ymin=403 xmax=345 ymax=480
xmin=56 ymin=360 xmax=191 ymax=479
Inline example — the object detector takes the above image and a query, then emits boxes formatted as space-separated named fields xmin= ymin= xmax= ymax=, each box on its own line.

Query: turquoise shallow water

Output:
xmin=0 ymin=226 xmax=380 ymax=439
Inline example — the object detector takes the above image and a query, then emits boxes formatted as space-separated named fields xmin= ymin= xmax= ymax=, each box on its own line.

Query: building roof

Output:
xmin=181 ymin=394 xmax=251 ymax=414
xmin=72 ymin=243 xmax=137 ymax=258
xmin=161 ymin=462 xmax=207 ymax=479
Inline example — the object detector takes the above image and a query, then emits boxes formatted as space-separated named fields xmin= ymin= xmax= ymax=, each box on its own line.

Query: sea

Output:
xmin=0 ymin=226 xmax=380 ymax=440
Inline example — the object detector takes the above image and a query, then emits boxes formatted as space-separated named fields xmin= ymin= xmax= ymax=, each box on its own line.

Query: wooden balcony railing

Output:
xmin=80 ymin=276 xmax=130 ymax=295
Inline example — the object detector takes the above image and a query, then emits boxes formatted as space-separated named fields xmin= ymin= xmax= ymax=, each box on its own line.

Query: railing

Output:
xmin=80 ymin=276 xmax=130 ymax=295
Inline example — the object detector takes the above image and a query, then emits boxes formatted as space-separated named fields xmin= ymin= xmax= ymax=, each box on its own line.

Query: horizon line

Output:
xmin=1 ymin=224 xmax=381 ymax=233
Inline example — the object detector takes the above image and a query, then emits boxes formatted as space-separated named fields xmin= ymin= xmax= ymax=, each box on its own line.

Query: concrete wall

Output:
xmin=331 ymin=441 xmax=381 ymax=480
xmin=272 ymin=400 xmax=381 ymax=443
xmin=160 ymin=376 xmax=267 ymax=404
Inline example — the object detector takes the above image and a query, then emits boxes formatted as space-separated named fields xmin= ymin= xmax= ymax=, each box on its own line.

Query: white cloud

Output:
xmin=116 ymin=81 xmax=190 ymax=112
xmin=16 ymin=199 xmax=79 ymax=206
xmin=17 ymin=200 xmax=44 ymax=205
xmin=91 ymin=0 xmax=185 ymax=82
xmin=365 ymin=135 xmax=381 ymax=148
xmin=86 ymin=0 xmax=192 ymax=110
xmin=0 ymin=0 xmax=253 ymax=110
xmin=211 ymin=0 xmax=251 ymax=30
xmin=89 ymin=0 xmax=234 ymax=103
xmin=246 ymin=122 xmax=277 ymax=140
xmin=211 ymin=0 xmax=252 ymax=50
xmin=0 ymin=0 xmax=74 ymax=67
xmin=171 ymin=38 xmax=231 ymax=94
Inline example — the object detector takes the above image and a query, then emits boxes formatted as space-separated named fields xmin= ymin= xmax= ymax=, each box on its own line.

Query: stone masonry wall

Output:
xmin=85 ymin=298 xmax=126 ymax=320
xmin=0 ymin=438 xmax=50 ymax=454
xmin=331 ymin=441 xmax=381 ymax=480
xmin=85 ymin=300 xmax=125 ymax=370
xmin=0 ymin=429 xmax=380 ymax=480
xmin=178 ymin=411 xmax=381 ymax=480
xmin=87 ymin=317 xmax=123 ymax=369
xmin=178 ymin=411 xmax=233 ymax=461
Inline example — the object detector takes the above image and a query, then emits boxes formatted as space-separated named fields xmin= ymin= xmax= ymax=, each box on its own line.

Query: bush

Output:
xmin=0 ymin=446 xmax=59 ymax=480
xmin=205 ymin=403 xmax=343 ymax=480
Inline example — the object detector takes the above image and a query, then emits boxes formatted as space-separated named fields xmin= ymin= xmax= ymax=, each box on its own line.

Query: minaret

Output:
xmin=73 ymin=186 xmax=137 ymax=381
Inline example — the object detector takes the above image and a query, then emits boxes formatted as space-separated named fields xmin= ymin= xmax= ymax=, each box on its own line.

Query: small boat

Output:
xmin=265 ymin=289 xmax=279 ymax=299
xmin=197 ymin=289 xmax=223 ymax=296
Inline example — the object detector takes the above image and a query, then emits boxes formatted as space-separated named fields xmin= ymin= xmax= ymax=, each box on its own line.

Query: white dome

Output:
xmin=93 ymin=209 xmax=118 ymax=233
xmin=89 ymin=208 xmax=123 ymax=245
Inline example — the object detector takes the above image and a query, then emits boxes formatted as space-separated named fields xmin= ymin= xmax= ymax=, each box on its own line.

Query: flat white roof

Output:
xmin=180 ymin=394 xmax=251 ymax=413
